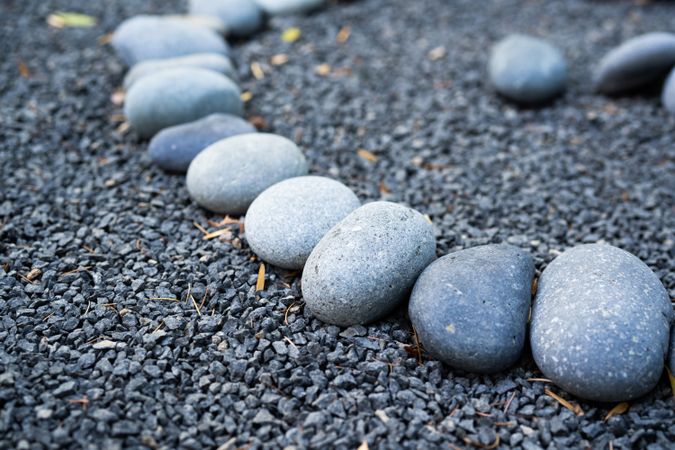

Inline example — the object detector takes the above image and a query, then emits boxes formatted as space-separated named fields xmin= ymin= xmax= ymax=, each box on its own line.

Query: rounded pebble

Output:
xmin=255 ymin=0 xmax=326 ymax=16
xmin=661 ymin=66 xmax=675 ymax=114
xmin=409 ymin=244 xmax=534 ymax=373
xmin=123 ymin=53 xmax=237 ymax=89
xmin=189 ymin=0 xmax=264 ymax=37
xmin=165 ymin=14 xmax=228 ymax=34
xmin=186 ymin=133 xmax=308 ymax=214
xmin=148 ymin=114 xmax=255 ymax=173
xmin=111 ymin=15 xmax=229 ymax=66
xmin=245 ymin=176 xmax=360 ymax=270
xmin=124 ymin=68 xmax=242 ymax=138
xmin=488 ymin=34 xmax=567 ymax=104
xmin=530 ymin=243 xmax=672 ymax=402
xmin=302 ymin=201 xmax=436 ymax=327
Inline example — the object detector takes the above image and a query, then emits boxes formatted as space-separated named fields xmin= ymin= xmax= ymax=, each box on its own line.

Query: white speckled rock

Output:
xmin=123 ymin=53 xmax=237 ymax=89
xmin=245 ymin=176 xmax=360 ymax=270
xmin=530 ymin=243 xmax=672 ymax=402
xmin=594 ymin=32 xmax=675 ymax=95
xmin=189 ymin=0 xmax=264 ymax=37
xmin=255 ymin=0 xmax=326 ymax=16
xmin=488 ymin=34 xmax=567 ymax=104
xmin=111 ymin=15 xmax=229 ymax=66
xmin=302 ymin=201 xmax=436 ymax=327
xmin=124 ymin=68 xmax=242 ymax=138
xmin=409 ymin=244 xmax=534 ymax=374
xmin=186 ymin=133 xmax=308 ymax=214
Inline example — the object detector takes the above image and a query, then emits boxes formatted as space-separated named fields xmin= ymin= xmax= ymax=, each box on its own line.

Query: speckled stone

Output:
xmin=111 ymin=15 xmax=229 ymax=66
xmin=124 ymin=68 xmax=242 ymax=138
xmin=148 ymin=114 xmax=255 ymax=173
xmin=302 ymin=201 xmax=436 ymax=327
xmin=255 ymin=0 xmax=326 ymax=16
xmin=245 ymin=176 xmax=360 ymax=270
xmin=186 ymin=133 xmax=308 ymax=214
xmin=530 ymin=243 xmax=672 ymax=402
xmin=488 ymin=34 xmax=567 ymax=104
xmin=661 ymin=67 xmax=675 ymax=114
xmin=594 ymin=32 xmax=675 ymax=95
xmin=409 ymin=244 xmax=534 ymax=374
xmin=189 ymin=0 xmax=264 ymax=37
xmin=123 ymin=53 xmax=237 ymax=89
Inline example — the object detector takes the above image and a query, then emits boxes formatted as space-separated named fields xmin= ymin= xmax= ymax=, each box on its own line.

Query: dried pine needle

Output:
xmin=357 ymin=149 xmax=378 ymax=162
xmin=256 ymin=263 xmax=266 ymax=292
xmin=545 ymin=389 xmax=584 ymax=416
xmin=604 ymin=402 xmax=629 ymax=421
xmin=336 ymin=26 xmax=351 ymax=43
xmin=667 ymin=367 xmax=675 ymax=398
xmin=250 ymin=62 xmax=264 ymax=80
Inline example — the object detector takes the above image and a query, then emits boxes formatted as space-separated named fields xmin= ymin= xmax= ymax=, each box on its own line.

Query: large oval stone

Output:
xmin=302 ymin=201 xmax=436 ymax=327
xmin=409 ymin=244 xmax=534 ymax=374
xmin=124 ymin=68 xmax=242 ymax=138
xmin=530 ymin=244 xmax=672 ymax=402
xmin=148 ymin=114 xmax=255 ymax=173
xmin=245 ymin=176 xmax=360 ymax=270
xmin=123 ymin=53 xmax=237 ymax=89
xmin=488 ymin=34 xmax=567 ymax=104
xmin=111 ymin=15 xmax=229 ymax=66
xmin=594 ymin=32 xmax=675 ymax=95
xmin=189 ymin=0 xmax=264 ymax=37
xmin=186 ymin=133 xmax=308 ymax=214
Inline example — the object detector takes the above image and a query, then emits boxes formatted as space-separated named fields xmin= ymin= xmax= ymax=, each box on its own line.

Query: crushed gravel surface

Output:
xmin=1 ymin=0 xmax=674 ymax=449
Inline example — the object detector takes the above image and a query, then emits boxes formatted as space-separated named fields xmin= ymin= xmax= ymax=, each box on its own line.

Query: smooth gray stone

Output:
xmin=123 ymin=53 xmax=237 ymax=90
xmin=409 ymin=244 xmax=534 ymax=374
xmin=189 ymin=0 xmax=263 ymax=37
xmin=165 ymin=15 xmax=228 ymax=34
xmin=186 ymin=133 xmax=308 ymax=214
xmin=302 ymin=201 xmax=436 ymax=327
xmin=148 ymin=114 xmax=255 ymax=173
xmin=111 ymin=15 xmax=229 ymax=66
xmin=594 ymin=32 xmax=675 ymax=95
xmin=530 ymin=243 xmax=672 ymax=402
xmin=255 ymin=0 xmax=326 ymax=16
xmin=661 ymin=67 xmax=675 ymax=114
xmin=489 ymin=34 xmax=567 ymax=104
xmin=124 ymin=68 xmax=242 ymax=138
xmin=245 ymin=176 xmax=360 ymax=270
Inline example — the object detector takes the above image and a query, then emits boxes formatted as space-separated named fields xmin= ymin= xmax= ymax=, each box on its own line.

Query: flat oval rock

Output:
xmin=189 ymin=0 xmax=263 ymax=37
xmin=530 ymin=243 xmax=672 ymax=402
xmin=148 ymin=114 xmax=255 ymax=173
xmin=111 ymin=15 xmax=229 ymax=66
xmin=255 ymin=0 xmax=326 ymax=16
xmin=165 ymin=15 xmax=228 ymax=34
xmin=186 ymin=133 xmax=308 ymax=214
xmin=302 ymin=201 xmax=436 ymax=327
xmin=245 ymin=176 xmax=360 ymax=270
xmin=594 ymin=32 xmax=675 ymax=95
xmin=489 ymin=34 xmax=567 ymax=104
xmin=123 ymin=53 xmax=237 ymax=89
xmin=124 ymin=68 xmax=242 ymax=138
xmin=409 ymin=244 xmax=534 ymax=373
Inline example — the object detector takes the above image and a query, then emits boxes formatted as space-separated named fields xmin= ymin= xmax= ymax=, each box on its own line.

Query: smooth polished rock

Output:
xmin=123 ymin=53 xmax=237 ymax=89
xmin=189 ymin=0 xmax=264 ymax=37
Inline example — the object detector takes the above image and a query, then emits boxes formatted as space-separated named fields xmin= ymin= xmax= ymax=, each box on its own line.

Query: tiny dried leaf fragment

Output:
xmin=315 ymin=63 xmax=331 ymax=76
xmin=256 ymin=263 xmax=266 ymax=292
xmin=241 ymin=91 xmax=253 ymax=102
xmin=545 ymin=389 xmax=584 ymax=416
xmin=357 ymin=149 xmax=378 ymax=162
xmin=26 ymin=268 xmax=42 ymax=282
xmin=357 ymin=441 xmax=369 ymax=450
xmin=202 ymin=228 xmax=232 ymax=241
xmin=270 ymin=54 xmax=289 ymax=65
xmin=281 ymin=27 xmax=301 ymax=43
xmin=604 ymin=402 xmax=630 ymax=421
xmin=250 ymin=62 xmax=264 ymax=80
xmin=47 ymin=11 xmax=97 ymax=28
xmin=336 ymin=26 xmax=351 ymax=43
xmin=667 ymin=367 xmax=675 ymax=398
xmin=18 ymin=61 xmax=30 ymax=78
xmin=428 ymin=46 xmax=446 ymax=61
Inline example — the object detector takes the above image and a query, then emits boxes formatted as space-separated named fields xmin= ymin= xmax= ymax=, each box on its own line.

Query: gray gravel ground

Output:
xmin=1 ymin=0 xmax=674 ymax=449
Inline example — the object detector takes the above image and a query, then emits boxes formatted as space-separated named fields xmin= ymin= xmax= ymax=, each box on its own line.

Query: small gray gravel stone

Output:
xmin=123 ymin=53 xmax=237 ymax=89
xmin=530 ymin=243 xmax=672 ymax=402
xmin=410 ymin=244 xmax=534 ymax=373
xmin=148 ymin=114 xmax=255 ymax=173
xmin=594 ymin=32 xmax=675 ymax=95
xmin=189 ymin=0 xmax=264 ymax=37
xmin=124 ymin=68 xmax=242 ymax=138
xmin=488 ymin=34 xmax=567 ymax=104
xmin=186 ymin=133 xmax=308 ymax=214
xmin=255 ymin=0 xmax=326 ymax=16
xmin=302 ymin=201 xmax=436 ymax=326
xmin=111 ymin=15 xmax=229 ymax=66
xmin=245 ymin=176 xmax=360 ymax=269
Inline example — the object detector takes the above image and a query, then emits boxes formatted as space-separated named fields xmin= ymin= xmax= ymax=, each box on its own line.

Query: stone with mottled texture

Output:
xmin=245 ymin=176 xmax=360 ymax=270
xmin=409 ymin=244 xmax=534 ymax=373
xmin=530 ymin=244 xmax=672 ymax=402
xmin=302 ymin=202 xmax=436 ymax=327
xmin=189 ymin=0 xmax=264 ymax=37
xmin=123 ymin=53 xmax=237 ymax=89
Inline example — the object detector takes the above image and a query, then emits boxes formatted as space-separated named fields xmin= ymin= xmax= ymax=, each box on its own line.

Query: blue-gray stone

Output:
xmin=111 ymin=15 xmax=229 ymax=66
xmin=530 ymin=243 xmax=672 ymax=402
xmin=409 ymin=244 xmax=534 ymax=374
xmin=189 ymin=0 xmax=264 ymax=37
xmin=245 ymin=176 xmax=360 ymax=270
xmin=186 ymin=133 xmax=308 ymax=214
xmin=594 ymin=32 xmax=675 ymax=95
xmin=165 ymin=15 xmax=228 ymax=34
xmin=148 ymin=114 xmax=255 ymax=173
xmin=123 ymin=53 xmax=237 ymax=89
xmin=255 ymin=0 xmax=326 ymax=16
xmin=124 ymin=68 xmax=242 ymax=138
xmin=488 ymin=34 xmax=567 ymax=104
xmin=661 ymin=67 xmax=675 ymax=114
xmin=669 ymin=327 xmax=675 ymax=375
xmin=302 ymin=201 xmax=436 ymax=327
